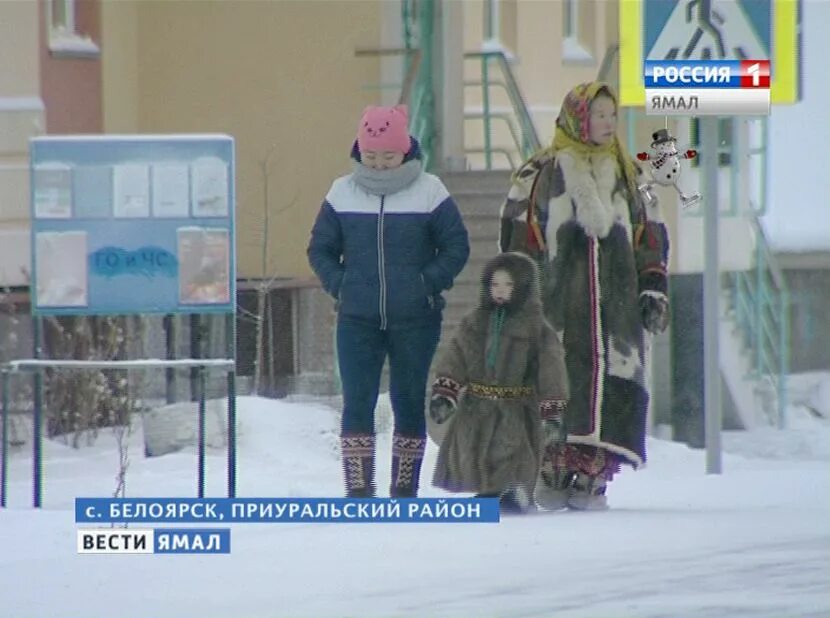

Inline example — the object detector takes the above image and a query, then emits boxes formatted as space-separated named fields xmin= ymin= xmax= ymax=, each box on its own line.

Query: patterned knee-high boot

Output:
xmin=341 ymin=433 xmax=376 ymax=498
xmin=564 ymin=446 xmax=621 ymax=511
xmin=390 ymin=433 xmax=426 ymax=498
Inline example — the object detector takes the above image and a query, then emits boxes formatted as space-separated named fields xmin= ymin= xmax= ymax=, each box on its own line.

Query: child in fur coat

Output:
xmin=429 ymin=252 xmax=569 ymax=514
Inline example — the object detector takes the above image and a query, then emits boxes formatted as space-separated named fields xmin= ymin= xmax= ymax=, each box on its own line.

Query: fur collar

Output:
xmin=556 ymin=150 xmax=622 ymax=239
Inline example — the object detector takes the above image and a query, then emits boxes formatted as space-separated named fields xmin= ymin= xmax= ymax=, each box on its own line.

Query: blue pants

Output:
xmin=337 ymin=317 xmax=441 ymax=438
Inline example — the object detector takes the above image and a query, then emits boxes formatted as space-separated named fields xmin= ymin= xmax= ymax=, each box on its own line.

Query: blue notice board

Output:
xmin=29 ymin=135 xmax=236 ymax=316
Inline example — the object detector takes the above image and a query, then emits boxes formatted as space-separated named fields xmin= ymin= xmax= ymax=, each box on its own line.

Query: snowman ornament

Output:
xmin=637 ymin=128 xmax=701 ymax=209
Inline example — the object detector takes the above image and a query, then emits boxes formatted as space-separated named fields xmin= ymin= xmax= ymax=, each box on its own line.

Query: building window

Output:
xmin=562 ymin=0 xmax=593 ymax=63
xmin=563 ymin=0 xmax=576 ymax=38
xmin=689 ymin=117 xmax=733 ymax=167
xmin=50 ymin=0 xmax=74 ymax=33
xmin=45 ymin=0 xmax=100 ymax=58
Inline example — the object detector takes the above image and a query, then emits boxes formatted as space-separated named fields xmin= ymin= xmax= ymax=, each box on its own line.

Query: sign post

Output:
xmin=700 ymin=116 xmax=722 ymax=474
xmin=619 ymin=0 xmax=801 ymax=473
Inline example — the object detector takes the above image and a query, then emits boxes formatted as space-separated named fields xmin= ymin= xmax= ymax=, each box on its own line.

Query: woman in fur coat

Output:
xmin=428 ymin=252 xmax=569 ymax=513
xmin=499 ymin=82 xmax=671 ymax=510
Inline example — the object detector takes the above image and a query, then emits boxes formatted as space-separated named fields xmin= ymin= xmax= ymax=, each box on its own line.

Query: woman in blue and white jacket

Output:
xmin=307 ymin=105 xmax=470 ymax=498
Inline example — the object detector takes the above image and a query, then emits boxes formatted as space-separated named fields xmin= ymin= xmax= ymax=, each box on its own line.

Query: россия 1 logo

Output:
xmin=643 ymin=60 xmax=770 ymax=115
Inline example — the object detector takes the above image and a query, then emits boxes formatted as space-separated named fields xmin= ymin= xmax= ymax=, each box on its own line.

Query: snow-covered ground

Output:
xmin=1 ymin=377 xmax=829 ymax=618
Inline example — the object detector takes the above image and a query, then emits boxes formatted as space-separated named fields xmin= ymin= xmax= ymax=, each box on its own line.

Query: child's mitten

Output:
xmin=430 ymin=376 xmax=462 ymax=424
xmin=429 ymin=396 xmax=456 ymax=424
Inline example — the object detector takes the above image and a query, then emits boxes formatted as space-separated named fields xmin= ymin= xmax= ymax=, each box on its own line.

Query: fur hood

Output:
xmin=479 ymin=252 xmax=541 ymax=317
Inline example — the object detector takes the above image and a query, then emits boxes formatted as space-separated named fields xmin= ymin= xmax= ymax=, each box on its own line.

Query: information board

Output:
xmin=29 ymin=135 xmax=236 ymax=316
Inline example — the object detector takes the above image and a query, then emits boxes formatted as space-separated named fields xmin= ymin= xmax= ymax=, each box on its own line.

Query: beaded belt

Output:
xmin=468 ymin=382 xmax=533 ymax=400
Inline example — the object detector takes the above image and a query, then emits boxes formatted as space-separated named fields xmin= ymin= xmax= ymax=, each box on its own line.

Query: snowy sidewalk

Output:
xmin=1 ymin=395 xmax=829 ymax=618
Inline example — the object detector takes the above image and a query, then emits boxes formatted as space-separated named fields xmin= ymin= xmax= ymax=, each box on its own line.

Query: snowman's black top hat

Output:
xmin=651 ymin=128 xmax=676 ymax=146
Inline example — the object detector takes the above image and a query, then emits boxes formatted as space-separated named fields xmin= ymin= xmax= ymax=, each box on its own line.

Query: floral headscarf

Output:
xmin=520 ymin=82 xmax=641 ymax=205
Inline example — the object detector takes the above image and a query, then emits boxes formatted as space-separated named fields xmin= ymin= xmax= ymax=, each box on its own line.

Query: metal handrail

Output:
xmin=2 ymin=358 xmax=238 ymax=508
xmin=750 ymin=215 xmax=787 ymax=292
xmin=597 ymin=43 xmax=620 ymax=84
xmin=463 ymin=110 xmax=524 ymax=163
xmin=463 ymin=49 xmax=541 ymax=169
xmin=730 ymin=213 xmax=790 ymax=428
xmin=399 ymin=4 xmax=541 ymax=170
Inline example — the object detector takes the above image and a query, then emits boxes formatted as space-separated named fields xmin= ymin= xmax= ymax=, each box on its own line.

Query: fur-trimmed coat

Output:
xmin=431 ymin=253 xmax=569 ymax=495
xmin=499 ymin=150 xmax=670 ymax=468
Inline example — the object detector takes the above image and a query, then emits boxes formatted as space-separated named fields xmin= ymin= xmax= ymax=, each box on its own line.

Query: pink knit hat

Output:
xmin=356 ymin=105 xmax=411 ymax=154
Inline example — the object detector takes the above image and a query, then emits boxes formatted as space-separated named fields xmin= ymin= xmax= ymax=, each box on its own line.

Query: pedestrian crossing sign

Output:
xmin=619 ymin=0 xmax=801 ymax=107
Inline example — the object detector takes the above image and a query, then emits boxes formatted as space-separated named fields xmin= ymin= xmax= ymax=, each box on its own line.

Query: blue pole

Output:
xmin=33 ymin=317 xmax=43 ymax=508
xmin=701 ymin=117 xmax=723 ymax=474
xmin=225 ymin=311 xmax=237 ymax=499
xmin=197 ymin=366 xmax=206 ymax=499
xmin=1 ymin=369 xmax=9 ymax=508
xmin=227 ymin=368 xmax=237 ymax=498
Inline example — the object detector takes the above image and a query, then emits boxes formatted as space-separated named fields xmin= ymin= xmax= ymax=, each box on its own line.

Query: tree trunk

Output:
xmin=253 ymin=284 xmax=266 ymax=395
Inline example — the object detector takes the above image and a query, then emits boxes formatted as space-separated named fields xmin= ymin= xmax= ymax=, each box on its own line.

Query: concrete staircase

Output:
xmin=422 ymin=169 xmax=511 ymax=444
xmin=437 ymin=169 xmax=513 ymax=339
xmin=720 ymin=284 xmax=779 ymax=430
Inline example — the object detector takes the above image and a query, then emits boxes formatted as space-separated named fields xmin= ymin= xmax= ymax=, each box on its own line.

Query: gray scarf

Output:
xmin=351 ymin=159 xmax=423 ymax=196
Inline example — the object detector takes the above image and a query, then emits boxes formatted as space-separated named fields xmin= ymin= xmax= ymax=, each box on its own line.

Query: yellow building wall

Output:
xmin=0 ymin=1 xmax=42 ymax=286
xmin=0 ymin=0 xmax=42 ymax=161
xmin=99 ymin=0 xmax=681 ymax=278
xmin=101 ymin=0 xmax=139 ymax=134
xmin=101 ymin=0 xmax=382 ymax=280
xmin=0 ymin=1 xmax=40 ymax=99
